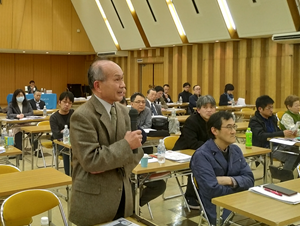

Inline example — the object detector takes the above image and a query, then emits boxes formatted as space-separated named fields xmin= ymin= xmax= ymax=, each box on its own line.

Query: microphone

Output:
xmin=129 ymin=107 xmax=139 ymax=154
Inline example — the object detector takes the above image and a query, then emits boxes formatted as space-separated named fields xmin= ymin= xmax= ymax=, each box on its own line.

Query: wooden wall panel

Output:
xmin=0 ymin=54 xmax=15 ymax=103
xmin=14 ymin=54 xmax=34 ymax=91
xmin=0 ymin=1 xmax=13 ymax=48
xmin=53 ymin=0 xmax=72 ymax=51
xmin=0 ymin=0 xmax=94 ymax=53
xmin=33 ymin=55 xmax=52 ymax=90
xmin=0 ymin=53 xmax=92 ymax=105
xmin=115 ymin=38 xmax=300 ymax=109
xmin=18 ymin=0 xmax=33 ymax=50
xmin=32 ymin=0 xmax=53 ymax=50
xmin=51 ymin=55 xmax=68 ymax=95
xmin=67 ymin=56 xmax=87 ymax=85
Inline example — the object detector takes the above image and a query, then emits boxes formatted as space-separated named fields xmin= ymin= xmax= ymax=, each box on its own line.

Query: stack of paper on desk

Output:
xmin=165 ymin=150 xmax=191 ymax=162
xmin=0 ymin=146 xmax=5 ymax=154
xmin=249 ymin=186 xmax=300 ymax=204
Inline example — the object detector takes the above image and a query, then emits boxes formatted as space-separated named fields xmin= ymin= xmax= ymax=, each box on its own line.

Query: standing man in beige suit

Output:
xmin=69 ymin=59 xmax=143 ymax=226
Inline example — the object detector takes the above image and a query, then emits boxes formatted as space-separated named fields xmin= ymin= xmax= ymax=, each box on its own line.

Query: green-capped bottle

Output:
xmin=245 ymin=127 xmax=252 ymax=148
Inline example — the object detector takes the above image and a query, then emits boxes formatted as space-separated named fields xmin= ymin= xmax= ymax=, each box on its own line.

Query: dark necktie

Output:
xmin=110 ymin=105 xmax=117 ymax=130
xmin=151 ymin=103 xmax=158 ymax=115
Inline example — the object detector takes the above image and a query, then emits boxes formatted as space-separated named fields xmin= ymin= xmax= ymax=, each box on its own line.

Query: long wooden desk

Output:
xmin=166 ymin=102 xmax=189 ymax=108
xmin=33 ymin=109 xmax=58 ymax=116
xmin=176 ymin=115 xmax=189 ymax=123
xmin=212 ymin=178 xmax=300 ymax=226
xmin=235 ymin=143 xmax=270 ymax=183
xmin=0 ymin=146 xmax=22 ymax=168
xmin=21 ymin=124 xmax=51 ymax=170
xmin=0 ymin=116 xmax=50 ymax=135
xmin=0 ymin=167 xmax=72 ymax=225
xmin=216 ymin=105 xmax=255 ymax=111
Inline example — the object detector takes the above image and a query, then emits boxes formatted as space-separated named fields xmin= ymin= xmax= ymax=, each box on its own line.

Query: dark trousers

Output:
xmin=56 ymin=144 xmax=70 ymax=176
xmin=185 ymin=175 xmax=198 ymax=200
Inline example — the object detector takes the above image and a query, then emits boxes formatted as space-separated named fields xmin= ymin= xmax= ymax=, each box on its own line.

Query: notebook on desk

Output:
xmin=249 ymin=186 xmax=300 ymax=204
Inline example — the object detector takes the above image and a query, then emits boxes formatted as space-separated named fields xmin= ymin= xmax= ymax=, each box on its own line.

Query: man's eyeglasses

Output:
xmin=265 ymin=106 xmax=274 ymax=110
xmin=221 ymin=124 xmax=238 ymax=131
xmin=134 ymin=101 xmax=146 ymax=104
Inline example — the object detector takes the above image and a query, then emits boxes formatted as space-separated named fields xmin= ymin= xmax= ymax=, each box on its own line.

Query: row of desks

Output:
xmin=3 ymin=137 xmax=300 ymax=226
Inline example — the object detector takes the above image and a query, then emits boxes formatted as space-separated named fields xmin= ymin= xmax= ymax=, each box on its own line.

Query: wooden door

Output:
xmin=140 ymin=63 xmax=164 ymax=96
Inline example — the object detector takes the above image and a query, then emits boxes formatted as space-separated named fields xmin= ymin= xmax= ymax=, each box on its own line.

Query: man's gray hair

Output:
xmin=87 ymin=59 xmax=107 ymax=90
xmin=196 ymin=95 xmax=216 ymax=108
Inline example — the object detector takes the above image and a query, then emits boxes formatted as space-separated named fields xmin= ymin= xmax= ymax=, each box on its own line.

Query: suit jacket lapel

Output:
xmin=90 ymin=95 xmax=115 ymax=143
xmin=115 ymin=103 xmax=126 ymax=141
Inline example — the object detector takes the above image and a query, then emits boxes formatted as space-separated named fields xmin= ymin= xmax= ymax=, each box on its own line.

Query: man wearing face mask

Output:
xmin=7 ymin=89 xmax=33 ymax=158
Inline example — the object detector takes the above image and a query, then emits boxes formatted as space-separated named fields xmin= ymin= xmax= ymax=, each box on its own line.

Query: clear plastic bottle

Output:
xmin=175 ymin=118 xmax=181 ymax=135
xmin=43 ymin=106 xmax=47 ymax=116
xmin=231 ymin=98 xmax=235 ymax=107
xmin=2 ymin=128 xmax=7 ymax=148
xmin=179 ymin=96 xmax=183 ymax=105
xmin=63 ymin=125 xmax=69 ymax=144
xmin=8 ymin=129 xmax=14 ymax=146
xmin=41 ymin=216 xmax=49 ymax=226
xmin=245 ymin=127 xmax=252 ymax=149
xmin=157 ymin=139 xmax=166 ymax=164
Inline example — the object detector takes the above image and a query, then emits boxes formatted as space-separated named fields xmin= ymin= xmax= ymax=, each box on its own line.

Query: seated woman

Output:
xmin=280 ymin=95 xmax=300 ymax=133
xmin=7 ymin=89 xmax=33 ymax=157
xmin=219 ymin=83 xmax=234 ymax=106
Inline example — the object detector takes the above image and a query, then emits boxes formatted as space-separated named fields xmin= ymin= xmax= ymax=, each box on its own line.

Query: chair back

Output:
xmin=163 ymin=136 xmax=179 ymax=150
xmin=276 ymin=111 xmax=285 ymax=129
xmin=0 ymin=165 xmax=20 ymax=175
xmin=190 ymin=173 xmax=211 ymax=226
xmin=37 ymin=121 xmax=50 ymax=126
xmin=0 ymin=189 xmax=68 ymax=226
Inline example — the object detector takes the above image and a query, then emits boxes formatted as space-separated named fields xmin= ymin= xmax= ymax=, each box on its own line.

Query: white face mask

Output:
xmin=16 ymin=96 xmax=24 ymax=103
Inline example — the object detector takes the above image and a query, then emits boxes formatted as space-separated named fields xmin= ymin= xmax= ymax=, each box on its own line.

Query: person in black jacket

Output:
xmin=163 ymin=84 xmax=173 ymax=103
xmin=219 ymin=83 xmax=234 ymax=106
xmin=189 ymin=85 xmax=201 ymax=113
xmin=28 ymin=90 xmax=46 ymax=110
xmin=178 ymin=82 xmax=192 ymax=103
xmin=249 ymin=95 xmax=298 ymax=170
xmin=7 ymin=89 xmax=34 ymax=158
xmin=50 ymin=91 xmax=74 ymax=175
xmin=173 ymin=95 xmax=217 ymax=209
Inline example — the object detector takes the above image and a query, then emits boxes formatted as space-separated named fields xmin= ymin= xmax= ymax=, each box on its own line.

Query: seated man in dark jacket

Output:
xmin=191 ymin=111 xmax=254 ymax=225
xmin=249 ymin=95 xmax=298 ymax=170
xmin=28 ymin=90 xmax=46 ymax=110
xmin=173 ymin=95 xmax=216 ymax=209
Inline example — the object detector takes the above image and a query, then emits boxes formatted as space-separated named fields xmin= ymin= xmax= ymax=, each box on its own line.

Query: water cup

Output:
xmin=141 ymin=157 xmax=148 ymax=168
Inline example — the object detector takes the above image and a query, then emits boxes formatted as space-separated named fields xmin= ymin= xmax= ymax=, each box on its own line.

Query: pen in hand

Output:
xmin=264 ymin=188 xmax=282 ymax=196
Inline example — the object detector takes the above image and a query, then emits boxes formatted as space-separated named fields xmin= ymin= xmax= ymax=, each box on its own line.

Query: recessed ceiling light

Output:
xmin=215 ymin=40 xmax=219 ymax=42
xmin=23 ymin=51 xmax=25 ymax=53
xmin=46 ymin=52 xmax=49 ymax=54
xmin=68 ymin=53 xmax=70 ymax=55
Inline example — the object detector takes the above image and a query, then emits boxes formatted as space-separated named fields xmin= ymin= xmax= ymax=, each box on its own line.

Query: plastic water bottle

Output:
xmin=7 ymin=130 xmax=14 ymax=146
xmin=41 ymin=216 xmax=49 ymax=226
xmin=179 ymin=96 xmax=183 ymax=105
xmin=157 ymin=139 xmax=166 ymax=164
xmin=171 ymin=108 xmax=176 ymax=117
xmin=231 ymin=98 xmax=235 ymax=107
xmin=175 ymin=118 xmax=181 ymax=135
xmin=63 ymin=125 xmax=69 ymax=144
xmin=245 ymin=128 xmax=252 ymax=148
xmin=43 ymin=106 xmax=47 ymax=116
xmin=2 ymin=128 xmax=7 ymax=148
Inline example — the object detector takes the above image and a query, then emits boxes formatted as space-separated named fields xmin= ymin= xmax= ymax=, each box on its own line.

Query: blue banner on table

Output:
xmin=6 ymin=93 xmax=57 ymax=109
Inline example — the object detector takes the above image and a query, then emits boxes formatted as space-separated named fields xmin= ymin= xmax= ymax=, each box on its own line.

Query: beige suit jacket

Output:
xmin=69 ymin=95 xmax=143 ymax=226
